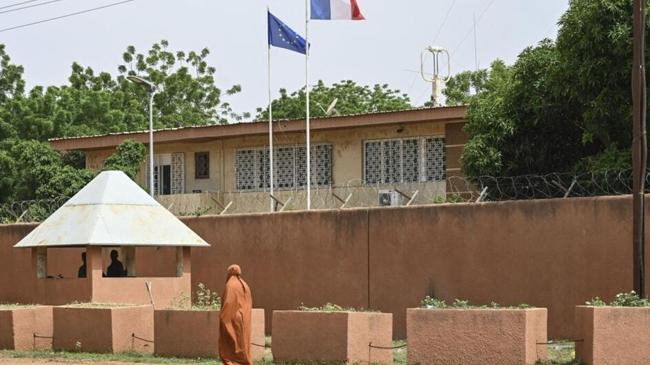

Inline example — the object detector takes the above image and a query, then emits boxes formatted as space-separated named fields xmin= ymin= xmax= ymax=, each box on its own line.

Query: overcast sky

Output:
xmin=1 ymin=0 xmax=569 ymax=119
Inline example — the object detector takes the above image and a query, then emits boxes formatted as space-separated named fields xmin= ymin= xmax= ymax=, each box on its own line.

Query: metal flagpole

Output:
xmin=305 ymin=0 xmax=311 ymax=210
xmin=268 ymin=7 xmax=275 ymax=212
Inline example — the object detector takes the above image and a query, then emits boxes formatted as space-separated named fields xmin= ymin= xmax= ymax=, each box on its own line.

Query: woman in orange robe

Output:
xmin=219 ymin=264 xmax=253 ymax=365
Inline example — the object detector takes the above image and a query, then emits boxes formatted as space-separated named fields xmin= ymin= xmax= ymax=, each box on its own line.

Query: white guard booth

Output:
xmin=13 ymin=170 xmax=210 ymax=306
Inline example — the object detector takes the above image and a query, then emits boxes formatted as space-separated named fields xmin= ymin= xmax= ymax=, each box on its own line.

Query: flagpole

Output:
xmin=268 ymin=11 xmax=275 ymax=213
xmin=305 ymin=0 xmax=311 ymax=210
xmin=268 ymin=41 xmax=275 ymax=212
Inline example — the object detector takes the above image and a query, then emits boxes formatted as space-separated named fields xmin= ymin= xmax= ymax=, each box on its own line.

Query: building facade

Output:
xmin=50 ymin=106 xmax=468 ymax=215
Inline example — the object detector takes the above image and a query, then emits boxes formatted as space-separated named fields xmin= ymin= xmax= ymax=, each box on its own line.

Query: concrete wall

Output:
xmin=1 ymin=195 xmax=648 ymax=339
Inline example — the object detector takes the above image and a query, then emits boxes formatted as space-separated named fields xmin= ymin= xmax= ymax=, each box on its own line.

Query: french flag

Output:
xmin=311 ymin=0 xmax=365 ymax=20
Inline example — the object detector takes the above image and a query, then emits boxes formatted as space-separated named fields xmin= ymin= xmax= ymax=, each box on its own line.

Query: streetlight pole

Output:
xmin=127 ymin=76 xmax=157 ymax=197
xmin=147 ymin=91 xmax=155 ymax=197
xmin=632 ymin=0 xmax=646 ymax=298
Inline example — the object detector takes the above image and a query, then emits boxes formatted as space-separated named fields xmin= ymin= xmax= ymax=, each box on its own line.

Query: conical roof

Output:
xmin=14 ymin=171 xmax=210 ymax=248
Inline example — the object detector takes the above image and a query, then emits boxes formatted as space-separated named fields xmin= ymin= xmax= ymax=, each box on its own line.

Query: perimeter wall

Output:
xmin=1 ymin=195 xmax=648 ymax=339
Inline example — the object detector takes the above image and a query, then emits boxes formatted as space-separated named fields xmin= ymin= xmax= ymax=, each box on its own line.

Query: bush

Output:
xmin=297 ymin=302 xmax=376 ymax=312
xmin=194 ymin=283 xmax=221 ymax=310
xmin=587 ymin=291 xmax=650 ymax=307
xmin=102 ymin=139 xmax=146 ymax=180
xmin=420 ymin=296 xmax=530 ymax=309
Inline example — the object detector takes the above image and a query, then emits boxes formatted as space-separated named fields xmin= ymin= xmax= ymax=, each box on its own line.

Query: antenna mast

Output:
xmin=421 ymin=46 xmax=451 ymax=107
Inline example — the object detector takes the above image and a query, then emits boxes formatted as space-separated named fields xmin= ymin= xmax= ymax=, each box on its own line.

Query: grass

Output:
xmin=0 ymin=303 xmax=43 ymax=309
xmin=61 ymin=302 xmax=142 ymax=308
xmin=0 ymin=340 xmax=579 ymax=365
xmin=1 ymin=350 xmax=218 ymax=363
xmin=535 ymin=341 xmax=580 ymax=365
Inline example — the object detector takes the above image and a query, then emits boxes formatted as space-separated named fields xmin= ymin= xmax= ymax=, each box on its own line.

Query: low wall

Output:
xmin=1 ymin=195 xmax=648 ymax=339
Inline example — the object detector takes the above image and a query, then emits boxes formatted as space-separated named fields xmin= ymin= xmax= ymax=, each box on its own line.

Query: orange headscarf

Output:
xmin=219 ymin=264 xmax=253 ymax=365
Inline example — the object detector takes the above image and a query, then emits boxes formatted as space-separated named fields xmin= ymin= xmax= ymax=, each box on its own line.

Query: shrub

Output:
xmin=297 ymin=303 xmax=377 ymax=312
xmin=194 ymin=283 xmax=221 ymax=310
xmin=586 ymin=291 xmax=650 ymax=307
xmin=420 ymin=296 xmax=531 ymax=309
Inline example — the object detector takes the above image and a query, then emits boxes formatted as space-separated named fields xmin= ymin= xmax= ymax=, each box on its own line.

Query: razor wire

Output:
xmin=2 ymin=170 xmax=650 ymax=223
xmin=0 ymin=196 xmax=69 ymax=224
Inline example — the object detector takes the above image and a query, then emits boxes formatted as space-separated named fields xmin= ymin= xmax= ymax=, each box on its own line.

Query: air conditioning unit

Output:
xmin=378 ymin=190 xmax=403 ymax=207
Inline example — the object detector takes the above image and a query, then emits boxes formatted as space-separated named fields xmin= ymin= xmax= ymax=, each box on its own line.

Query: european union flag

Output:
xmin=268 ymin=11 xmax=307 ymax=55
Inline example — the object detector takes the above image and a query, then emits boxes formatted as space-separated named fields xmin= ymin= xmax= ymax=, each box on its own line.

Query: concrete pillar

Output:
xmin=87 ymin=246 xmax=103 ymax=282
xmin=122 ymin=246 xmax=136 ymax=277
xmin=176 ymin=247 xmax=192 ymax=277
xmin=32 ymin=247 xmax=47 ymax=279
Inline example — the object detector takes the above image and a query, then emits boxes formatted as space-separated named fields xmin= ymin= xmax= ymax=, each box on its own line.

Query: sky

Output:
xmin=0 ymin=0 xmax=569 ymax=120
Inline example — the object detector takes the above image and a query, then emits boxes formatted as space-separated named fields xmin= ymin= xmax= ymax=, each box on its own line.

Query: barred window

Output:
xmin=235 ymin=150 xmax=257 ymax=191
xmin=296 ymin=144 xmax=332 ymax=187
xmin=235 ymin=144 xmax=332 ymax=191
xmin=364 ymin=137 xmax=445 ymax=184
xmin=425 ymin=137 xmax=446 ymax=181
xmin=194 ymin=152 xmax=209 ymax=179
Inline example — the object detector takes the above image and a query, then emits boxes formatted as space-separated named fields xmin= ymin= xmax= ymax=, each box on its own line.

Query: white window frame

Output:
xmin=363 ymin=136 xmax=446 ymax=185
xmin=235 ymin=143 xmax=333 ymax=192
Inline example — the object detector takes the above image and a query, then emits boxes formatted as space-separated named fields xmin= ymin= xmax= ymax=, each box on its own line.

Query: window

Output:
xmin=364 ymin=137 xmax=446 ymax=184
xmin=149 ymin=153 xmax=185 ymax=195
xmin=195 ymin=152 xmax=210 ymax=179
xmin=235 ymin=144 xmax=332 ymax=191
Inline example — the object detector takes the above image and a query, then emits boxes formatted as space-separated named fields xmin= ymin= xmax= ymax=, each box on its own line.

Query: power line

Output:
xmin=432 ymin=0 xmax=456 ymax=44
xmin=450 ymin=0 xmax=498 ymax=57
xmin=0 ymin=0 xmax=136 ymax=33
xmin=0 ymin=0 xmax=65 ymax=15
xmin=0 ymin=0 xmax=42 ymax=10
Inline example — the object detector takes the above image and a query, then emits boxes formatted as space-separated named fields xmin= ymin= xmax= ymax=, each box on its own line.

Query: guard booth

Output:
xmin=13 ymin=171 xmax=210 ymax=307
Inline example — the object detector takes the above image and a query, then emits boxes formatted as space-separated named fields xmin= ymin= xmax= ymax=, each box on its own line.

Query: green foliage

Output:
xmin=297 ymin=302 xmax=375 ymax=312
xmin=193 ymin=283 xmax=221 ymax=310
xmin=460 ymin=0 xmax=649 ymax=177
xmin=611 ymin=291 xmax=650 ymax=307
xmin=0 ymin=40 xmax=244 ymax=206
xmin=61 ymin=150 xmax=86 ymax=169
xmin=586 ymin=291 xmax=650 ymax=307
xmin=1 ymin=140 xmax=94 ymax=201
xmin=102 ymin=139 xmax=146 ymax=179
xmin=118 ymin=40 xmax=247 ymax=128
xmin=257 ymin=80 xmax=411 ymax=120
xmin=574 ymin=144 xmax=631 ymax=174
xmin=2 ymin=349 xmax=219 ymax=364
xmin=421 ymin=296 xmax=531 ymax=309
xmin=178 ymin=206 xmax=212 ymax=217
xmin=443 ymin=69 xmax=488 ymax=106
xmin=459 ymin=60 xmax=515 ymax=177
xmin=432 ymin=193 xmax=465 ymax=204
xmin=420 ymin=296 xmax=448 ymax=308
xmin=585 ymin=297 xmax=607 ymax=306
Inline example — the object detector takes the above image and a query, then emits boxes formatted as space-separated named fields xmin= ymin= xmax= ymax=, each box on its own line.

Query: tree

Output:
xmin=2 ymin=140 xmax=93 ymax=201
xmin=256 ymin=80 xmax=411 ymax=120
xmin=103 ymin=139 xmax=147 ymax=180
xmin=443 ymin=69 xmax=488 ymax=106
xmin=4 ymin=40 xmax=246 ymax=142
xmin=0 ymin=40 xmax=246 ymax=205
xmin=459 ymin=60 xmax=514 ymax=177
xmin=460 ymin=0 xmax=648 ymax=178
xmin=0 ymin=44 xmax=24 ymax=141
xmin=117 ymin=40 xmax=247 ymax=127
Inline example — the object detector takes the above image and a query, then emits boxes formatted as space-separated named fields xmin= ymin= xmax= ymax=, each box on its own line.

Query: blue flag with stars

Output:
xmin=268 ymin=11 xmax=307 ymax=54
